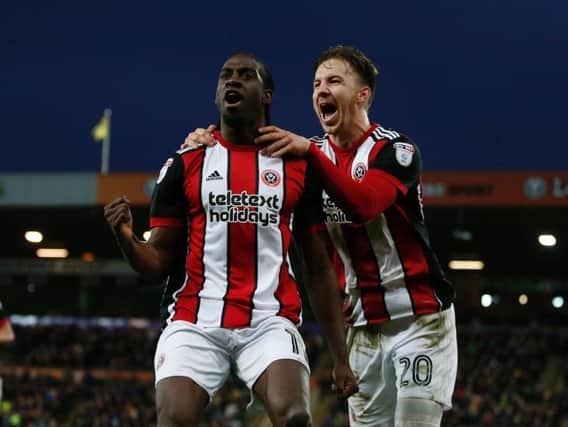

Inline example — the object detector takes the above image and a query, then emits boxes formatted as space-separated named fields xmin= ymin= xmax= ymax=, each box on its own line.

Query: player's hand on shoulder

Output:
xmin=255 ymin=125 xmax=311 ymax=158
xmin=180 ymin=124 xmax=217 ymax=150
xmin=103 ymin=196 xmax=134 ymax=239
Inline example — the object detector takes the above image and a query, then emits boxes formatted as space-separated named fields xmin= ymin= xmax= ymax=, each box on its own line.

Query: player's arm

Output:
xmin=104 ymin=154 xmax=187 ymax=281
xmin=255 ymin=126 xmax=400 ymax=223
xmin=297 ymin=230 xmax=358 ymax=398
xmin=104 ymin=199 xmax=183 ymax=281
xmin=304 ymin=143 xmax=399 ymax=222
xmin=293 ymin=170 xmax=358 ymax=399
xmin=307 ymin=135 xmax=422 ymax=223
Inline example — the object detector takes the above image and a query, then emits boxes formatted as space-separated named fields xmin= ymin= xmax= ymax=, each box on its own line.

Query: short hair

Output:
xmin=229 ymin=52 xmax=274 ymax=93
xmin=314 ymin=45 xmax=379 ymax=108
xmin=257 ymin=58 xmax=274 ymax=93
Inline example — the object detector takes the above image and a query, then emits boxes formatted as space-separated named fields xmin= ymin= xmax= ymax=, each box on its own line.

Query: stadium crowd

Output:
xmin=1 ymin=322 xmax=567 ymax=426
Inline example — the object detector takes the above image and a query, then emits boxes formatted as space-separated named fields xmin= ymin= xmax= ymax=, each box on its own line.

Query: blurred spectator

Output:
xmin=8 ymin=325 xmax=156 ymax=370
xmin=0 ymin=299 xmax=15 ymax=406
xmin=2 ymin=321 xmax=568 ymax=426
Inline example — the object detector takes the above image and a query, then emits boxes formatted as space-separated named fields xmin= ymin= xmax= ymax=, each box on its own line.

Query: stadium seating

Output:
xmin=2 ymin=322 xmax=567 ymax=426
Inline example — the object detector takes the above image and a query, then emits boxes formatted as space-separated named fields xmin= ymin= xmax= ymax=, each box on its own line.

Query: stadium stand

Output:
xmin=1 ymin=171 xmax=567 ymax=425
xmin=1 ymin=321 xmax=568 ymax=426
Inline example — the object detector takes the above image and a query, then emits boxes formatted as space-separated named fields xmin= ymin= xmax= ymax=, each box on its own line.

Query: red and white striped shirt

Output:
xmin=150 ymin=131 xmax=322 ymax=329
xmin=312 ymin=124 xmax=454 ymax=327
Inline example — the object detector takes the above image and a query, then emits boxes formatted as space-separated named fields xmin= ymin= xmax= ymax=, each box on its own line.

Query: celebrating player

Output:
xmin=105 ymin=52 xmax=357 ymax=427
xmin=182 ymin=46 xmax=458 ymax=427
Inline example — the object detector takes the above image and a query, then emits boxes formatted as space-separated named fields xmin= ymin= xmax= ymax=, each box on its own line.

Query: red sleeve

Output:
xmin=306 ymin=143 xmax=398 ymax=222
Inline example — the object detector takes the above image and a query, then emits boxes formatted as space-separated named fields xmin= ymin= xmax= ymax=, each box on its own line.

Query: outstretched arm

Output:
xmin=104 ymin=196 xmax=183 ymax=281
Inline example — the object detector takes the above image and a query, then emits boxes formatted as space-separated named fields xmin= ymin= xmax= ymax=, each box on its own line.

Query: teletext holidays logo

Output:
xmin=322 ymin=195 xmax=351 ymax=224
xmin=208 ymin=191 xmax=280 ymax=226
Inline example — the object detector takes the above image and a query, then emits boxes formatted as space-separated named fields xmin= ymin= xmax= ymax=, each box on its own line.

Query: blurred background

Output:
xmin=1 ymin=0 xmax=567 ymax=426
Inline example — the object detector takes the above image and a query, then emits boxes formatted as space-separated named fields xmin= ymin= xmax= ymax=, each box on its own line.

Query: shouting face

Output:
xmin=215 ymin=54 xmax=272 ymax=126
xmin=312 ymin=58 xmax=370 ymax=137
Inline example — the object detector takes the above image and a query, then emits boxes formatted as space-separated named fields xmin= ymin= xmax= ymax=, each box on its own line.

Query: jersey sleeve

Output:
xmin=292 ymin=163 xmax=326 ymax=237
xmin=149 ymin=154 xmax=187 ymax=228
xmin=370 ymin=135 xmax=421 ymax=194
xmin=305 ymin=143 xmax=398 ymax=223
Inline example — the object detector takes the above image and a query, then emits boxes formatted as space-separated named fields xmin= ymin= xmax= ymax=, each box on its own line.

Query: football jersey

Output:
xmin=313 ymin=123 xmax=454 ymax=326
xmin=150 ymin=130 xmax=323 ymax=329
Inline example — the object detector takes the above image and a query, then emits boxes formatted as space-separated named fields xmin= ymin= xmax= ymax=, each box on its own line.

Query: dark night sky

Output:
xmin=2 ymin=0 xmax=566 ymax=173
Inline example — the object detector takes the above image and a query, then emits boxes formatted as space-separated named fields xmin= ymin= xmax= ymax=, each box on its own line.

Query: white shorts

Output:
xmin=154 ymin=316 xmax=310 ymax=398
xmin=347 ymin=306 xmax=458 ymax=426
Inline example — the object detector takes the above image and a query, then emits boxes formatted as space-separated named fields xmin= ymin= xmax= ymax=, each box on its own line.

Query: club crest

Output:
xmin=261 ymin=169 xmax=281 ymax=187
xmin=352 ymin=162 xmax=367 ymax=181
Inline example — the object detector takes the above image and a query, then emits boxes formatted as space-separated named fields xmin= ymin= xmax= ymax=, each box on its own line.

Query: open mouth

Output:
xmin=319 ymin=102 xmax=338 ymax=124
xmin=224 ymin=90 xmax=243 ymax=106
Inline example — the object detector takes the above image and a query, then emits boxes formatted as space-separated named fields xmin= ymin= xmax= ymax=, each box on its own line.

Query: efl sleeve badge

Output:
xmin=393 ymin=142 xmax=415 ymax=167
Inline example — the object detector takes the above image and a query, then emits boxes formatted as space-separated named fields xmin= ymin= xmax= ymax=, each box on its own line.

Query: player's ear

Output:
xmin=357 ymin=86 xmax=371 ymax=106
xmin=263 ymin=89 xmax=273 ymax=106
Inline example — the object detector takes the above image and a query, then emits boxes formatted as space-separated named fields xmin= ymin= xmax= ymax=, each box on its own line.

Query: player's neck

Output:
xmin=329 ymin=114 xmax=371 ymax=149
xmin=220 ymin=120 xmax=265 ymax=146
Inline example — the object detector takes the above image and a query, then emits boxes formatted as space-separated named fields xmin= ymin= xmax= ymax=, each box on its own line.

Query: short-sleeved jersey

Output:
xmin=150 ymin=130 xmax=323 ymax=329
xmin=313 ymin=123 xmax=454 ymax=326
